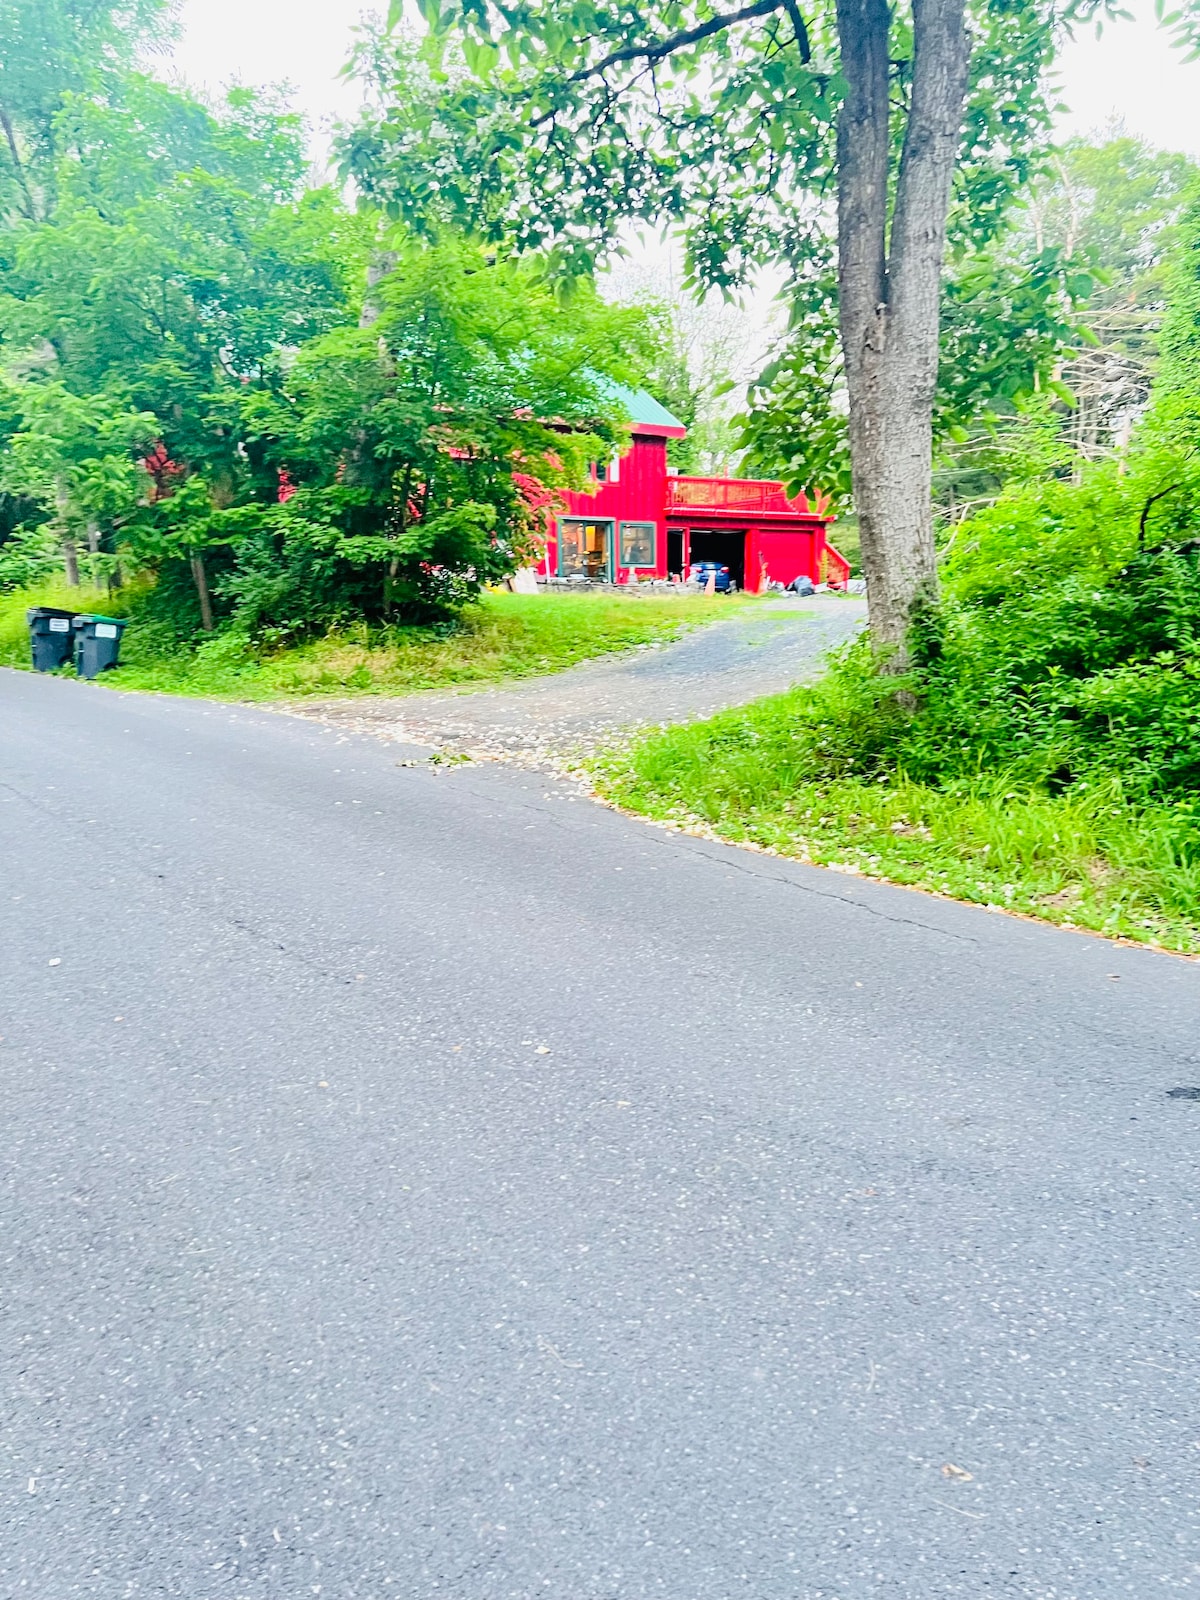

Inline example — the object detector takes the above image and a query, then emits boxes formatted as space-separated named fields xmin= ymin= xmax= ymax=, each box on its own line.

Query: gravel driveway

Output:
xmin=289 ymin=594 xmax=866 ymax=761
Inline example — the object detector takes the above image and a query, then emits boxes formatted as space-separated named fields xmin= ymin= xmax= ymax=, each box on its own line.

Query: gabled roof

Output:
xmin=606 ymin=382 xmax=688 ymax=439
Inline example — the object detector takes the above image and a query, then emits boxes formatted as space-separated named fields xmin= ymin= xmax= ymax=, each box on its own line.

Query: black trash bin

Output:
xmin=27 ymin=607 xmax=79 ymax=672
xmin=73 ymin=614 xmax=128 ymax=679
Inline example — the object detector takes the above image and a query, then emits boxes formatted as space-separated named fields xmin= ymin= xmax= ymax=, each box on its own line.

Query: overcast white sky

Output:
xmin=166 ymin=0 xmax=1200 ymax=157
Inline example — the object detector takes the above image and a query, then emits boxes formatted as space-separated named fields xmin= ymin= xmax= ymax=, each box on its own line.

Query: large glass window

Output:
xmin=558 ymin=519 xmax=612 ymax=580
xmin=619 ymin=521 xmax=657 ymax=569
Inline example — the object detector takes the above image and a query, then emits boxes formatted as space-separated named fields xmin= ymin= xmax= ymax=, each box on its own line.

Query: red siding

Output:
xmin=541 ymin=435 xmax=670 ymax=580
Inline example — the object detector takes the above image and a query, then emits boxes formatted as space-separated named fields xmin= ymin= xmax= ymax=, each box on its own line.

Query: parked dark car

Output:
xmin=690 ymin=561 xmax=735 ymax=593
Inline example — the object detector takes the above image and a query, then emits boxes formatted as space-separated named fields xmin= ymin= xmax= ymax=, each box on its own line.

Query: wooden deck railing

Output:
xmin=666 ymin=476 xmax=811 ymax=515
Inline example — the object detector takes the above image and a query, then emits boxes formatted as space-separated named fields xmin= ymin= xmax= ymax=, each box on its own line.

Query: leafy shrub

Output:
xmin=891 ymin=535 xmax=1200 ymax=803
xmin=638 ymin=474 xmax=1200 ymax=834
xmin=0 ymin=522 xmax=61 ymax=590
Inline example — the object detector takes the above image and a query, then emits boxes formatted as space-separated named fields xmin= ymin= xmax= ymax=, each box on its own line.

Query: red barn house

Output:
xmin=539 ymin=388 xmax=850 ymax=592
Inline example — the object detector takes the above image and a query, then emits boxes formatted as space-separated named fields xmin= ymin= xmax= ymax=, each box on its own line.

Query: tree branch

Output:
xmin=0 ymin=103 xmax=37 ymax=222
xmin=528 ymin=0 xmax=811 ymax=128
xmin=566 ymin=0 xmax=807 ymax=85
xmin=781 ymin=0 xmax=813 ymax=61
xmin=1138 ymin=482 xmax=1180 ymax=550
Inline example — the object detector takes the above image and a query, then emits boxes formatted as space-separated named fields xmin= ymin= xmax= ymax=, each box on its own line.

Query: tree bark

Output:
xmin=835 ymin=0 xmax=970 ymax=663
xmin=56 ymin=476 xmax=79 ymax=586
xmin=190 ymin=552 xmax=215 ymax=632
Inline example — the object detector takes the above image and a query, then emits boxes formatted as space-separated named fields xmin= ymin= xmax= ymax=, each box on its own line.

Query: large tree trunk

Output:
xmin=835 ymin=0 xmax=970 ymax=663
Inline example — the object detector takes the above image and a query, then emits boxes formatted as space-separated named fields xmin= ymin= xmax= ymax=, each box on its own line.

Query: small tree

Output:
xmin=0 ymin=381 xmax=157 ymax=584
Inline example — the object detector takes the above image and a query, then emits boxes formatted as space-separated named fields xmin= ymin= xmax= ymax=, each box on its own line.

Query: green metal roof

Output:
xmin=604 ymin=382 xmax=688 ymax=435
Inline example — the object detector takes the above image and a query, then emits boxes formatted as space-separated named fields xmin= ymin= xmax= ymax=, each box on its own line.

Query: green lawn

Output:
xmin=0 ymin=582 xmax=741 ymax=700
xmin=594 ymin=687 xmax=1200 ymax=955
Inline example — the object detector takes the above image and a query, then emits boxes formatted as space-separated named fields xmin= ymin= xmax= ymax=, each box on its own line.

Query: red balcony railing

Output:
xmin=666 ymin=475 xmax=818 ymax=516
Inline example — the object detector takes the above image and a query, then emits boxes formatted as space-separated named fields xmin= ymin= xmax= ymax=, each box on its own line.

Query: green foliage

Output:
xmin=343 ymin=0 xmax=1072 ymax=289
xmin=1158 ymin=182 xmax=1200 ymax=402
xmin=0 ymin=380 xmax=158 ymax=580
xmin=0 ymin=382 xmax=157 ymax=510
xmin=744 ymin=134 xmax=1200 ymax=509
xmin=737 ymin=258 xmax=852 ymax=501
xmin=0 ymin=519 xmax=59 ymax=587
xmin=939 ymin=463 xmax=1132 ymax=602
xmin=0 ymin=77 xmax=366 ymax=482
xmin=0 ymin=28 xmax=667 ymax=631
xmin=739 ymin=229 xmax=1095 ymax=505
xmin=0 ymin=580 xmax=727 ymax=697
xmin=931 ymin=136 xmax=1200 ymax=515
xmin=0 ymin=0 xmax=173 ymax=223
xmin=231 ymin=233 xmax=657 ymax=627
xmin=1032 ymin=136 xmax=1198 ymax=303
xmin=0 ymin=69 xmax=375 ymax=599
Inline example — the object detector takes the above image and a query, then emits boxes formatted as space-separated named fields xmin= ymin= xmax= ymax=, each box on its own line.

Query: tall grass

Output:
xmin=0 ymin=584 xmax=738 ymax=699
xmin=597 ymin=685 xmax=1200 ymax=952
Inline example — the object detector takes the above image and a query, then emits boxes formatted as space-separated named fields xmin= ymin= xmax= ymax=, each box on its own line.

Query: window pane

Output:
xmin=620 ymin=522 xmax=656 ymax=568
xmin=559 ymin=520 xmax=610 ymax=579
xmin=559 ymin=519 xmax=586 ymax=577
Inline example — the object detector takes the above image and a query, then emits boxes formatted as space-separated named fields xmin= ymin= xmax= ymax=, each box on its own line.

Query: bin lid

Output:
xmin=27 ymin=606 xmax=80 ymax=622
xmin=72 ymin=613 xmax=127 ymax=628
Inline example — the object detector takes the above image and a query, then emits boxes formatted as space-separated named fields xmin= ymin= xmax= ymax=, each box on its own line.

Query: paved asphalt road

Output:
xmin=3 ymin=668 xmax=1200 ymax=1600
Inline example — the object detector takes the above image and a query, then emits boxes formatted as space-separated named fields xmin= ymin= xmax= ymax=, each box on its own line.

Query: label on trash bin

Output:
xmin=94 ymin=623 xmax=118 ymax=639
xmin=49 ymin=618 xmax=70 ymax=633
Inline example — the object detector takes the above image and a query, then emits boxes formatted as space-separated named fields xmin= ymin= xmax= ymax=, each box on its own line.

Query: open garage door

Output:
xmin=687 ymin=528 xmax=746 ymax=590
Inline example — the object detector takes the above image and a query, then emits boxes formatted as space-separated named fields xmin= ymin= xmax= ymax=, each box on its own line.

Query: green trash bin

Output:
xmin=27 ymin=607 xmax=79 ymax=672
xmin=73 ymin=614 xmax=128 ymax=680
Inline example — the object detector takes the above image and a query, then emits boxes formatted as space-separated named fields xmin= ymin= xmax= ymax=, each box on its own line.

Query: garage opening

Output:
xmin=687 ymin=528 xmax=746 ymax=591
